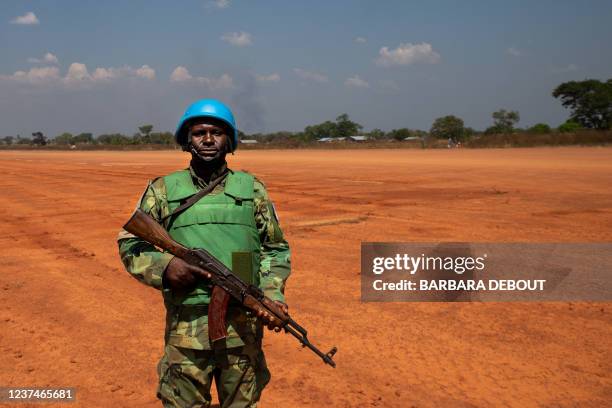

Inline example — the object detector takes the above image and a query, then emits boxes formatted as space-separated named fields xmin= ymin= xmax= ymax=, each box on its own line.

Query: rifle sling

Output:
xmin=161 ymin=170 xmax=229 ymax=224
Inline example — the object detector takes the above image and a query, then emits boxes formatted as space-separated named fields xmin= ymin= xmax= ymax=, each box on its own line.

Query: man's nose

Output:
xmin=202 ymin=131 xmax=215 ymax=143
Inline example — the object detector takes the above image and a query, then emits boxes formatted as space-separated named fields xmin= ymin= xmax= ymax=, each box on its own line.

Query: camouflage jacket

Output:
xmin=117 ymin=164 xmax=291 ymax=350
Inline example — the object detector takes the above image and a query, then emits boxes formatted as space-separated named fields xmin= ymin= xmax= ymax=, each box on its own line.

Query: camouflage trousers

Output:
xmin=157 ymin=343 xmax=271 ymax=408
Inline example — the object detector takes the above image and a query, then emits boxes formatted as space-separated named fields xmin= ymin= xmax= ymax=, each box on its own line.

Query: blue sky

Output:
xmin=1 ymin=0 xmax=611 ymax=137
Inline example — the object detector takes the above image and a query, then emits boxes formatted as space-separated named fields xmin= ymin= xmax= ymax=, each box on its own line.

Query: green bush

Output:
xmin=528 ymin=123 xmax=551 ymax=134
xmin=558 ymin=121 xmax=582 ymax=133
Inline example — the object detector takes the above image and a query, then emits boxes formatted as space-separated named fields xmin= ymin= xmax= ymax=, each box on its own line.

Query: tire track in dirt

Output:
xmin=0 ymin=215 xmax=163 ymax=407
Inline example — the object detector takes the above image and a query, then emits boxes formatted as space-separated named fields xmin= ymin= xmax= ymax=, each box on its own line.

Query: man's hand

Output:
xmin=163 ymin=256 xmax=212 ymax=289
xmin=257 ymin=301 xmax=289 ymax=331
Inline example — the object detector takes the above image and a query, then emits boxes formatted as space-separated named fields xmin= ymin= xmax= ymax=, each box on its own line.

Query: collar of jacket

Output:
xmin=188 ymin=161 xmax=232 ymax=189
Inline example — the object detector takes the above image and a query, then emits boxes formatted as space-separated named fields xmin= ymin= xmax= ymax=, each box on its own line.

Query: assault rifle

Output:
xmin=123 ymin=208 xmax=337 ymax=368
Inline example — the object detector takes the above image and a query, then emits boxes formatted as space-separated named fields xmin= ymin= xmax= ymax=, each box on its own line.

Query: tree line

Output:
xmin=0 ymin=125 xmax=175 ymax=146
xmin=1 ymin=78 xmax=610 ymax=146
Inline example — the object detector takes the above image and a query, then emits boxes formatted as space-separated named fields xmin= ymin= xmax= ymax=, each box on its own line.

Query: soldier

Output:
xmin=117 ymin=99 xmax=291 ymax=407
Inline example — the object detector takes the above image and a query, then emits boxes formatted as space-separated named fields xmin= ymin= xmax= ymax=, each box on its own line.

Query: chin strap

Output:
xmin=185 ymin=142 xmax=233 ymax=159
xmin=189 ymin=144 xmax=207 ymax=161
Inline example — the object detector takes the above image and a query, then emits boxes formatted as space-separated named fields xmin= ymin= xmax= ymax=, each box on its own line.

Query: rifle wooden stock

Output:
xmin=123 ymin=209 xmax=191 ymax=259
xmin=122 ymin=208 xmax=337 ymax=368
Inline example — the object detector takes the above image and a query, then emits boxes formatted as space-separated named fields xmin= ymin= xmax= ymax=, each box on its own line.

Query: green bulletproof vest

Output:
xmin=163 ymin=169 xmax=261 ymax=306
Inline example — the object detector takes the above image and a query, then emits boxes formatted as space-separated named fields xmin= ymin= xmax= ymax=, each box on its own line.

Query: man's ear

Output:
xmin=225 ymin=134 xmax=233 ymax=153
xmin=182 ymin=130 xmax=192 ymax=152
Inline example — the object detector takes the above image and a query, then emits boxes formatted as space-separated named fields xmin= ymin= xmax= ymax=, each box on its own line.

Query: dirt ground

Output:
xmin=0 ymin=147 xmax=610 ymax=407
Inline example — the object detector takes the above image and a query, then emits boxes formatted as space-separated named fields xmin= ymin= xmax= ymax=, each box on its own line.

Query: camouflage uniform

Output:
xmin=118 ymin=164 xmax=291 ymax=407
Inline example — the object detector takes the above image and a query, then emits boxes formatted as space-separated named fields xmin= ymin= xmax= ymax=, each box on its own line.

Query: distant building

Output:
xmin=317 ymin=137 xmax=347 ymax=142
xmin=240 ymin=139 xmax=259 ymax=144
xmin=348 ymin=135 xmax=368 ymax=142
xmin=403 ymin=136 xmax=421 ymax=141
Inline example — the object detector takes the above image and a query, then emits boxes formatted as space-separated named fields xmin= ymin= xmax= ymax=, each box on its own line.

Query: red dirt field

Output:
xmin=0 ymin=147 xmax=610 ymax=407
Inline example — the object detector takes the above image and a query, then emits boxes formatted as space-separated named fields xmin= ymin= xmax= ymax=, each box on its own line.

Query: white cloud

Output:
xmin=375 ymin=42 xmax=440 ymax=66
xmin=1 ymin=62 xmax=156 ymax=87
xmin=211 ymin=0 xmax=230 ymax=9
xmin=28 ymin=52 xmax=58 ymax=64
xmin=354 ymin=37 xmax=367 ymax=44
xmin=255 ymin=73 xmax=280 ymax=82
xmin=170 ymin=66 xmax=193 ymax=82
xmin=89 ymin=65 xmax=155 ymax=82
xmin=91 ymin=67 xmax=119 ymax=81
xmin=64 ymin=63 xmax=92 ymax=83
xmin=135 ymin=65 xmax=156 ymax=79
xmin=66 ymin=64 xmax=136 ymax=84
xmin=506 ymin=47 xmax=522 ymax=57
xmin=170 ymin=66 xmax=233 ymax=89
xmin=0 ymin=66 xmax=60 ymax=84
xmin=10 ymin=12 xmax=39 ymax=25
xmin=345 ymin=75 xmax=369 ymax=88
xmin=221 ymin=31 xmax=253 ymax=47
xmin=551 ymin=64 xmax=578 ymax=73
xmin=293 ymin=68 xmax=328 ymax=83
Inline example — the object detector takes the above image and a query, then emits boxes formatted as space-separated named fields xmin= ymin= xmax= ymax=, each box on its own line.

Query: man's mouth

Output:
xmin=197 ymin=148 xmax=218 ymax=154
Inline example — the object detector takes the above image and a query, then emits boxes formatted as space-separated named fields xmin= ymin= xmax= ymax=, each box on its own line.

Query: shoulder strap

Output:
xmin=161 ymin=169 xmax=229 ymax=223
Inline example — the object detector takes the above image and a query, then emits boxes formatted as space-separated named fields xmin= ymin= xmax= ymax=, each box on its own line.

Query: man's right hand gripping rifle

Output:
xmin=124 ymin=208 xmax=337 ymax=367
xmin=164 ymin=256 xmax=286 ymax=331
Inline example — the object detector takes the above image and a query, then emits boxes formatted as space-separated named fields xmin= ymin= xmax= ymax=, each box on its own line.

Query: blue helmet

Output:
xmin=175 ymin=99 xmax=239 ymax=152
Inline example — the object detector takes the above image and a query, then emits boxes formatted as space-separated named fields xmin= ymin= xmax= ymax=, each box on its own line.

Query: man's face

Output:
xmin=188 ymin=118 xmax=230 ymax=162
